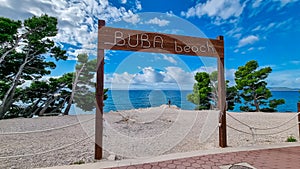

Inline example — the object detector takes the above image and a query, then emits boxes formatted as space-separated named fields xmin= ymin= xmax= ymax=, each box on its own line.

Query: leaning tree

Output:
xmin=0 ymin=15 xmax=66 ymax=119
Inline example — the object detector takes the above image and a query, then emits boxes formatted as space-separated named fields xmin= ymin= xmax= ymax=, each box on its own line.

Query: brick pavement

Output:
xmin=104 ymin=146 xmax=300 ymax=169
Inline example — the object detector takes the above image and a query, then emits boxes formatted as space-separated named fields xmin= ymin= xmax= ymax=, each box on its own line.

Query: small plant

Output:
xmin=286 ymin=135 xmax=297 ymax=142
xmin=71 ymin=160 xmax=85 ymax=165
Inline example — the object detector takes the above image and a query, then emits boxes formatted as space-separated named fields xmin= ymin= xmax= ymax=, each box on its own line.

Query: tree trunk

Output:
xmin=0 ymin=33 xmax=27 ymax=65
xmin=0 ymin=55 xmax=29 ymax=117
xmin=39 ymin=96 xmax=57 ymax=116
xmin=0 ymin=47 xmax=16 ymax=64
xmin=254 ymin=98 xmax=260 ymax=112
xmin=63 ymin=64 xmax=85 ymax=115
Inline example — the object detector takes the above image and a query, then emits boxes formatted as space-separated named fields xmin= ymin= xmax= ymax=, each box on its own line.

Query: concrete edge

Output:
xmin=38 ymin=142 xmax=300 ymax=169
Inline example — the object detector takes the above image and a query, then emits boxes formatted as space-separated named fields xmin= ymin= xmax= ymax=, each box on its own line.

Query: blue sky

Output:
xmin=0 ymin=0 xmax=299 ymax=90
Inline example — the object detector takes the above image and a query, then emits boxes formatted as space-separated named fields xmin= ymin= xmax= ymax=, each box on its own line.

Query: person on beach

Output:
xmin=168 ymin=99 xmax=171 ymax=108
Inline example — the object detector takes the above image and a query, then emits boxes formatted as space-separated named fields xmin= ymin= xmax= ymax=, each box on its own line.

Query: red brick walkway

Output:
xmin=104 ymin=146 xmax=300 ymax=169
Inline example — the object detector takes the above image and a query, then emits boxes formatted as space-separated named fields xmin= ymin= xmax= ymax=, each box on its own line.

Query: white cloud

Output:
xmin=134 ymin=67 xmax=165 ymax=83
xmin=248 ymin=47 xmax=254 ymax=51
xmin=275 ymin=0 xmax=299 ymax=7
xmin=165 ymin=67 xmax=195 ymax=84
xmin=166 ymin=11 xmax=175 ymax=16
xmin=0 ymin=0 xmax=141 ymax=60
xmin=105 ymin=66 xmax=238 ymax=90
xmin=105 ymin=66 xmax=200 ymax=90
xmin=267 ymin=69 xmax=300 ymax=88
xmin=120 ymin=0 xmax=127 ymax=4
xmin=290 ymin=60 xmax=300 ymax=65
xmin=162 ymin=54 xmax=177 ymax=64
xmin=135 ymin=0 xmax=142 ymax=10
xmin=122 ymin=10 xmax=140 ymax=24
xmin=112 ymin=72 xmax=135 ymax=84
xmin=238 ymin=35 xmax=259 ymax=47
xmin=145 ymin=17 xmax=170 ymax=27
xmin=252 ymin=0 xmax=263 ymax=8
xmin=181 ymin=0 xmax=246 ymax=23
xmin=225 ymin=68 xmax=237 ymax=85
xmin=252 ymin=22 xmax=276 ymax=32
xmin=226 ymin=27 xmax=243 ymax=39
xmin=252 ymin=25 xmax=262 ymax=31
xmin=193 ymin=66 xmax=217 ymax=74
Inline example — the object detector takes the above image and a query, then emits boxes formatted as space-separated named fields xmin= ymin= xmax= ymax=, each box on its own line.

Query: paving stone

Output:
xmin=167 ymin=163 xmax=176 ymax=168
xmin=105 ymin=146 xmax=300 ymax=169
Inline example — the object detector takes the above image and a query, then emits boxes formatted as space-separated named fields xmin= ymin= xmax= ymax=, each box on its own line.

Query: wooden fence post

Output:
xmin=298 ymin=102 xmax=300 ymax=139
xmin=95 ymin=20 xmax=105 ymax=160
xmin=217 ymin=36 xmax=227 ymax=148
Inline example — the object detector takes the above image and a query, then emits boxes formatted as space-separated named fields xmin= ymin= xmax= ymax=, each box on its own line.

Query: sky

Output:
xmin=0 ymin=0 xmax=300 ymax=90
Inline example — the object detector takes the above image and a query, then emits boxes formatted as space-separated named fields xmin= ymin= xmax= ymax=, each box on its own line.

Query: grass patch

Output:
xmin=286 ymin=135 xmax=297 ymax=142
xmin=71 ymin=160 xmax=85 ymax=165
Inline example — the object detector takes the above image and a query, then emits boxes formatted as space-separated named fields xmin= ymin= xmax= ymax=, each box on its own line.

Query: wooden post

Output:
xmin=95 ymin=20 xmax=105 ymax=160
xmin=217 ymin=36 xmax=227 ymax=148
xmin=298 ymin=102 xmax=300 ymax=139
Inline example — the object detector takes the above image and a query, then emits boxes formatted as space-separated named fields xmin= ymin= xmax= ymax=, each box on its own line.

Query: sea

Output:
xmin=103 ymin=90 xmax=300 ymax=113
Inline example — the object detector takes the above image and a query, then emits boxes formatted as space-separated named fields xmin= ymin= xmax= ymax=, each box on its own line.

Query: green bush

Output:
xmin=71 ymin=160 xmax=85 ymax=165
xmin=286 ymin=135 xmax=297 ymax=142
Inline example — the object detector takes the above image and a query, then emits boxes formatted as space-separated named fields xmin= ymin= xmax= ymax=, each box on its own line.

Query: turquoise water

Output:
xmin=104 ymin=90 xmax=300 ymax=113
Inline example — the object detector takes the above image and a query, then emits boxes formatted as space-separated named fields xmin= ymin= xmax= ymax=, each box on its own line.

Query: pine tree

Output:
xmin=235 ymin=60 xmax=285 ymax=112
xmin=64 ymin=53 xmax=108 ymax=115
xmin=0 ymin=15 xmax=66 ymax=119
xmin=187 ymin=72 xmax=212 ymax=110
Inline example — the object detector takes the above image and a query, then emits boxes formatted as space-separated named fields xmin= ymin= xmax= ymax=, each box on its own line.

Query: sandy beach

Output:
xmin=0 ymin=105 xmax=298 ymax=169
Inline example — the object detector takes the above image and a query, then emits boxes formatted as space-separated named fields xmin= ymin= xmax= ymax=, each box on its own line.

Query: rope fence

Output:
xmin=227 ymin=112 xmax=300 ymax=131
xmin=227 ymin=122 xmax=299 ymax=136
xmin=1 ymin=110 xmax=299 ymax=159
xmin=0 ymin=117 xmax=95 ymax=159
xmin=0 ymin=117 xmax=95 ymax=135
xmin=0 ymin=134 xmax=93 ymax=159
xmin=226 ymin=112 xmax=300 ymax=139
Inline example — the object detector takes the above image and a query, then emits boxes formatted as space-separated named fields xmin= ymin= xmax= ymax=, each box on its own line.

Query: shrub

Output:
xmin=286 ymin=135 xmax=297 ymax=142
xmin=71 ymin=160 xmax=85 ymax=165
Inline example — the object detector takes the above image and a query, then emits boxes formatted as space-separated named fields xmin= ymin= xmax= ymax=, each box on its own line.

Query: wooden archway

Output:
xmin=95 ymin=20 xmax=226 ymax=159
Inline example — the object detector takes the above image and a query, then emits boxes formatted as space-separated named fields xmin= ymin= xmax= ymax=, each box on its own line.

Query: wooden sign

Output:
xmin=95 ymin=20 xmax=227 ymax=160
xmin=99 ymin=27 xmax=224 ymax=58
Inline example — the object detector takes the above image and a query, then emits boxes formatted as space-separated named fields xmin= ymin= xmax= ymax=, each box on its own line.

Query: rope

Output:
xmin=227 ymin=113 xmax=252 ymax=128
xmin=226 ymin=124 xmax=252 ymax=135
xmin=227 ymin=124 xmax=253 ymax=135
xmin=227 ymin=123 xmax=299 ymax=136
xmin=0 ymin=135 xmax=93 ymax=159
xmin=253 ymin=123 xmax=299 ymax=136
xmin=0 ymin=117 xmax=95 ymax=135
xmin=227 ymin=112 xmax=299 ymax=130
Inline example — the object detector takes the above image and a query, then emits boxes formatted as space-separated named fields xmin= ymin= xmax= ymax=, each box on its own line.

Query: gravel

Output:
xmin=0 ymin=105 xmax=298 ymax=169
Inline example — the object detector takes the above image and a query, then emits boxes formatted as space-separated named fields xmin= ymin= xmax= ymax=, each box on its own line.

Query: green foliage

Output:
xmin=187 ymin=72 xmax=211 ymax=110
xmin=226 ymin=80 xmax=240 ymax=110
xmin=187 ymin=71 xmax=240 ymax=111
xmin=208 ymin=71 xmax=240 ymax=111
xmin=16 ymin=73 xmax=73 ymax=117
xmin=0 ymin=15 xmax=66 ymax=119
xmin=0 ymin=17 xmax=21 ymax=45
xmin=235 ymin=60 xmax=285 ymax=112
xmin=286 ymin=135 xmax=297 ymax=142
xmin=71 ymin=160 xmax=85 ymax=165
xmin=64 ymin=53 xmax=108 ymax=114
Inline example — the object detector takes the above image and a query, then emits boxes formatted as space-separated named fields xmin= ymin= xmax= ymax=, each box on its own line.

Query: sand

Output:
xmin=0 ymin=105 xmax=298 ymax=169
